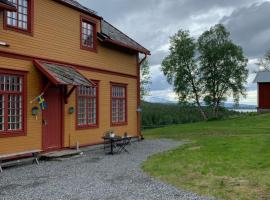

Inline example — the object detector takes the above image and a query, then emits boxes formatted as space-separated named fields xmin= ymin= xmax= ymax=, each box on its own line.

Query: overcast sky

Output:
xmin=78 ymin=0 xmax=270 ymax=105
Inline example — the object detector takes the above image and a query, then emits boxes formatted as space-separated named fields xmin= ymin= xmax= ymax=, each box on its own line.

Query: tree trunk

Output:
xmin=195 ymin=97 xmax=208 ymax=120
xmin=213 ymin=100 xmax=220 ymax=118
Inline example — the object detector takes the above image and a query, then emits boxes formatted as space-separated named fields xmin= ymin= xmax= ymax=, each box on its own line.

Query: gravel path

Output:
xmin=0 ymin=139 xmax=214 ymax=200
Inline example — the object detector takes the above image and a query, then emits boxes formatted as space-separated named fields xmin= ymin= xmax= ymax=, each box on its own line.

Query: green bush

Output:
xmin=141 ymin=101 xmax=244 ymax=129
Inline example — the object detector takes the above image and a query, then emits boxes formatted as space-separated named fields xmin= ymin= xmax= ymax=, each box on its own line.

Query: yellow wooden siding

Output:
xmin=0 ymin=0 xmax=138 ymax=76
xmin=0 ymin=56 xmax=139 ymax=154
xmin=64 ymin=70 xmax=138 ymax=148
xmin=0 ymin=57 xmax=42 ymax=154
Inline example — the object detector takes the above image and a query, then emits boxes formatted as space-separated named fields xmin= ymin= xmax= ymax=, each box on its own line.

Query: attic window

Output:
xmin=4 ymin=0 xmax=33 ymax=35
xmin=80 ymin=16 xmax=97 ymax=52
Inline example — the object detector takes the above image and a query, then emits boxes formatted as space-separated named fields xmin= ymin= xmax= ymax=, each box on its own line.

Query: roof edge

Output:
xmin=53 ymin=0 xmax=103 ymax=20
xmin=253 ymin=70 xmax=270 ymax=83
xmin=101 ymin=38 xmax=150 ymax=55
xmin=102 ymin=20 xmax=150 ymax=54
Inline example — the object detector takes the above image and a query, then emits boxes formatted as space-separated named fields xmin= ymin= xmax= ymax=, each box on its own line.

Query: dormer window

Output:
xmin=4 ymin=0 xmax=33 ymax=35
xmin=80 ymin=16 xmax=97 ymax=52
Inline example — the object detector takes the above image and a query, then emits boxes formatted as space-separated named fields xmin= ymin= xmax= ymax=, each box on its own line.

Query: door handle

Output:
xmin=42 ymin=119 xmax=48 ymax=126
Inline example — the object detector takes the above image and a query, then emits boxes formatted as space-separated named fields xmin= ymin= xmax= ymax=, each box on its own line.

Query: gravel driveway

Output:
xmin=0 ymin=139 xmax=213 ymax=200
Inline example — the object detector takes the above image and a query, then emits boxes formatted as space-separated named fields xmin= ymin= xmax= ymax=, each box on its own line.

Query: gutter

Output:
xmin=102 ymin=38 xmax=151 ymax=55
xmin=139 ymin=53 xmax=147 ymax=65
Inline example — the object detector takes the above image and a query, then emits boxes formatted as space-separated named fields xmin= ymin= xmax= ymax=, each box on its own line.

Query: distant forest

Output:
xmin=141 ymin=101 xmax=243 ymax=129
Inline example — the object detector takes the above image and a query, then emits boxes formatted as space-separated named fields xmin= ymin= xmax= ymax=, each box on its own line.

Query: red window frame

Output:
xmin=80 ymin=16 xmax=97 ymax=52
xmin=76 ymin=81 xmax=99 ymax=129
xmin=3 ymin=0 xmax=34 ymax=35
xmin=111 ymin=82 xmax=128 ymax=126
xmin=0 ymin=69 xmax=27 ymax=138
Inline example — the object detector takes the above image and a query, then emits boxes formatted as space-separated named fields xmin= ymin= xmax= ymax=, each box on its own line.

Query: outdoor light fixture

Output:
xmin=32 ymin=106 xmax=39 ymax=116
xmin=136 ymin=106 xmax=142 ymax=113
xmin=68 ymin=107 xmax=75 ymax=114
xmin=0 ymin=41 xmax=10 ymax=47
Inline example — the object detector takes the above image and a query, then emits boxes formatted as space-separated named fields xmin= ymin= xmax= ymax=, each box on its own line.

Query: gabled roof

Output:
xmin=99 ymin=20 xmax=150 ymax=55
xmin=0 ymin=0 xmax=17 ymax=11
xmin=53 ymin=0 xmax=150 ymax=55
xmin=253 ymin=71 xmax=270 ymax=83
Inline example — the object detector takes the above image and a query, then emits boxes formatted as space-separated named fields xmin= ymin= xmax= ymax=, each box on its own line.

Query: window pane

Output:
xmin=6 ymin=0 xmax=29 ymax=30
xmin=0 ymin=73 xmax=24 ymax=134
xmin=111 ymin=85 xmax=126 ymax=123
xmin=0 ymin=95 xmax=4 ymax=131
xmin=8 ymin=94 xmax=22 ymax=131
xmin=81 ymin=20 xmax=94 ymax=49
xmin=77 ymin=85 xmax=97 ymax=127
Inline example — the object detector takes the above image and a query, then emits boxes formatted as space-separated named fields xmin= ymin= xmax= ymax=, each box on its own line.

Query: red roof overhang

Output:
xmin=34 ymin=60 xmax=95 ymax=87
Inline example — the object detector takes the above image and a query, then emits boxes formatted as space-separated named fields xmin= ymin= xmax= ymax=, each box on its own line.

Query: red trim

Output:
xmin=0 ymin=50 xmax=138 ymax=79
xmin=61 ymin=86 xmax=65 ymax=150
xmin=0 ymin=3 xmax=17 ymax=11
xmin=76 ymin=80 xmax=99 ymax=130
xmin=0 ymin=68 xmax=27 ymax=138
xmin=3 ymin=0 xmax=34 ymax=36
xmin=102 ymin=39 xmax=151 ymax=55
xmin=33 ymin=60 xmax=61 ymax=85
xmin=136 ymin=54 xmax=140 ymax=136
xmin=52 ymin=0 xmax=102 ymax=20
xmin=80 ymin=15 xmax=97 ymax=53
xmin=110 ymin=82 xmax=128 ymax=127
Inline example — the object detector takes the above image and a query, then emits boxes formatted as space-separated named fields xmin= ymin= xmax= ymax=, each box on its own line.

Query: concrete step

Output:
xmin=41 ymin=150 xmax=82 ymax=160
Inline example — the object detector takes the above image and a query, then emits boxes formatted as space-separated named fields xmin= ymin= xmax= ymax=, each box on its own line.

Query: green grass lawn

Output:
xmin=142 ymin=113 xmax=270 ymax=200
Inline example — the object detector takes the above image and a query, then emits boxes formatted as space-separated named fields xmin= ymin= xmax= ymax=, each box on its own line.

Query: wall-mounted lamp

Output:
xmin=32 ymin=106 xmax=39 ymax=116
xmin=0 ymin=41 xmax=10 ymax=47
xmin=69 ymin=107 xmax=75 ymax=114
xmin=136 ymin=106 xmax=142 ymax=113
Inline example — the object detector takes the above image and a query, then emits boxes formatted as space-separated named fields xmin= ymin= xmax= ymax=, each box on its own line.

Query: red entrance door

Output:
xmin=42 ymin=86 xmax=63 ymax=151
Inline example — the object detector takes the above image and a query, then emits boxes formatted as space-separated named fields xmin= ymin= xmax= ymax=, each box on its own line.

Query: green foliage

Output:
xmin=141 ymin=101 xmax=241 ymax=129
xmin=161 ymin=24 xmax=248 ymax=119
xmin=198 ymin=24 xmax=248 ymax=113
xmin=140 ymin=59 xmax=151 ymax=99
xmin=257 ymin=50 xmax=270 ymax=71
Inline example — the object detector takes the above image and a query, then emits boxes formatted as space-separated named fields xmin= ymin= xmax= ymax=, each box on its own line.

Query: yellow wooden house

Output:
xmin=0 ymin=0 xmax=150 ymax=154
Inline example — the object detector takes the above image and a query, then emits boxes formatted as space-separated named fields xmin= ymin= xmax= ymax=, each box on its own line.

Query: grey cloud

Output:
xmin=77 ymin=0 xmax=267 ymax=104
xmin=221 ymin=1 xmax=270 ymax=58
xmin=149 ymin=50 xmax=169 ymax=66
xmin=150 ymin=73 xmax=172 ymax=91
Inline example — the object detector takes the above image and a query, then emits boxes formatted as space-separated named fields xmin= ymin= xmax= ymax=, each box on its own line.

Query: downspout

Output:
xmin=137 ymin=53 xmax=147 ymax=140
xmin=139 ymin=53 xmax=147 ymax=66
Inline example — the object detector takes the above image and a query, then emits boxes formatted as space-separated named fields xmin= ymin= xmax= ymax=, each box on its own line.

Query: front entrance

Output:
xmin=42 ymin=86 xmax=63 ymax=151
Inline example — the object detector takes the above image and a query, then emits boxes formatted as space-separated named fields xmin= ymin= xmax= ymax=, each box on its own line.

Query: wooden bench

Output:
xmin=0 ymin=149 xmax=41 ymax=173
